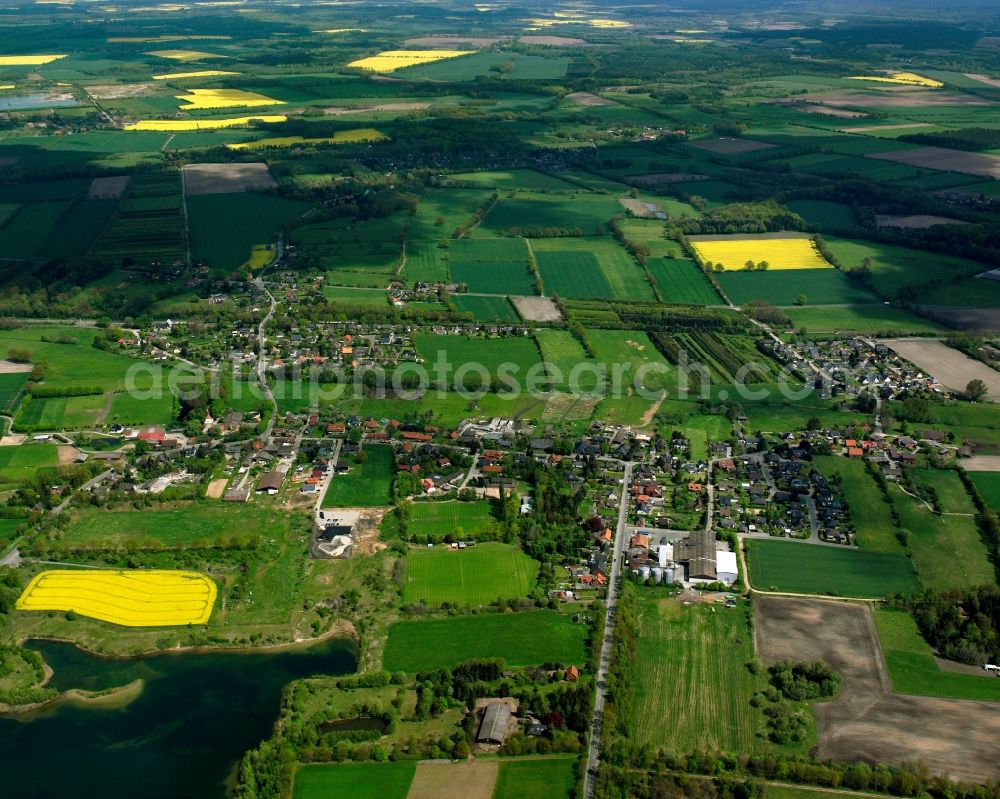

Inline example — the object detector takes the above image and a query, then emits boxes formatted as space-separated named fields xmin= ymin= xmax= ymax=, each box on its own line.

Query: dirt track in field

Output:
xmin=755 ymin=596 xmax=1000 ymax=783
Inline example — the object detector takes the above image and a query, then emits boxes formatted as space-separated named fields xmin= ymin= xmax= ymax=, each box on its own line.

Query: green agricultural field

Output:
xmin=785 ymin=200 xmax=858 ymax=229
xmin=15 ymin=393 xmax=108 ymax=430
xmin=632 ymin=594 xmax=771 ymax=753
xmin=107 ymin=392 xmax=176 ymax=426
xmin=784 ymin=305 xmax=948 ymax=335
xmin=823 ymin=236 xmax=987 ymax=301
xmin=0 ymin=444 xmax=59 ymax=490
xmin=535 ymin=329 xmax=591 ymax=390
xmin=334 ymin=391 xmax=547 ymax=430
xmin=476 ymin=194 xmax=622 ymax=237
xmin=403 ymin=240 xmax=449 ymax=283
xmin=322 ymin=444 xmax=394 ymax=508
xmin=889 ymin=481 xmax=995 ymax=591
xmin=62 ymin=502 xmax=291 ymax=548
xmin=970 ymin=471 xmax=1000 ymax=511
xmin=293 ymin=762 xmax=415 ymax=799
xmin=188 ymin=192 xmax=311 ymax=271
xmin=587 ymin=329 xmax=673 ymax=393
xmin=737 ymin=395 xmax=869 ymax=432
xmin=0 ymin=327 xmax=152 ymax=393
xmin=813 ymin=457 xmax=902 ymax=553
xmin=875 ymin=610 xmax=1000 ymax=702
xmin=532 ymin=237 xmax=655 ymax=301
xmin=745 ymin=539 xmax=919 ymax=597
xmin=409 ymin=188 xmax=492 ymax=240
xmin=36 ymin=199 xmax=117 ymax=261
xmin=408 ymin=500 xmax=497 ymax=539
xmin=451 ymin=295 xmax=519 ymax=322
xmin=905 ymin=403 xmax=1000 ymax=453
xmin=449 ymin=237 xmax=536 ymax=294
xmin=0 ymin=373 xmax=28 ymax=412
xmin=401 ymin=51 xmax=569 ymax=82
xmin=412 ymin=333 xmax=543 ymax=379
xmin=0 ymin=201 xmax=70 ymax=260
xmin=451 ymin=261 xmax=536 ymax=295
xmin=322 ymin=286 xmax=388 ymax=307
xmin=717 ymin=269 xmax=877 ymax=307
xmin=402 ymin=542 xmax=539 ymax=606
xmin=910 ymin=468 xmax=976 ymax=514
xmin=382 ymin=610 xmax=587 ymax=672
xmin=536 ymin=249 xmax=612 ymax=299
xmin=493 ymin=757 xmax=576 ymax=799
xmin=647 ymin=258 xmax=722 ymax=305
xmin=450 ymin=168 xmax=580 ymax=191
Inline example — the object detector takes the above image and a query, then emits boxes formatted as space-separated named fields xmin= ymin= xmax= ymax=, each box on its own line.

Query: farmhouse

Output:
xmin=476 ymin=701 xmax=512 ymax=746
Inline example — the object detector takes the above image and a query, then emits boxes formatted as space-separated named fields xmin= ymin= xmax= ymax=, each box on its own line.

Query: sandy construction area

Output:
xmin=631 ymin=172 xmax=709 ymax=184
xmin=403 ymin=35 xmax=501 ymax=48
xmin=87 ymin=83 xmax=156 ymax=99
xmin=406 ymin=761 xmax=498 ymax=799
xmin=756 ymin=595 xmax=1000 ymax=783
xmin=567 ymin=91 xmax=618 ymax=107
xmin=205 ymin=478 xmax=228 ymax=499
xmin=796 ymin=105 xmax=868 ymax=118
xmin=521 ymin=34 xmax=588 ymax=46
xmin=687 ymin=137 xmax=775 ymax=154
xmin=869 ymin=146 xmax=1000 ymax=179
xmin=875 ymin=213 xmax=968 ymax=228
xmin=803 ymin=89 xmax=994 ymax=108
xmin=964 ymin=73 xmax=1000 ymax=88
xmin=842 ymin=122 xmax=932 ymax=133
xmin=88 ymin=175 xmax=130 ymax=199
xmin=963 ymin=455 xmax=1000 ymax=471
xmin=0 ymin=360 xmax=33 ymax=374
xmin=57 ymin=445 xmax=80 ymax=465
xmin=512 ymin=295 xmax=561 ymax=322
xmin=324 ymin=102 xmax=428 ymax=116
xmin=183 ymin=162 xmax=276 ymax=195
xmin=885 ymin=338 xmax=1000 ymax=398
xmin=619 ymin=197 xmax=660 ymax=218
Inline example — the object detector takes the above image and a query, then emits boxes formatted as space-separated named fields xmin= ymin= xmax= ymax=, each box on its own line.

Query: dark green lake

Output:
xmin=0 ymin=638 xmax=357 ymax=799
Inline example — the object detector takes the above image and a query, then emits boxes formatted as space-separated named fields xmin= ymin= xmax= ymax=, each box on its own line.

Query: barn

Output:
xmin=716 ymin=551 xmax=739 ymax=584
xmin=476 ymin=701 xmax=511 ymax=746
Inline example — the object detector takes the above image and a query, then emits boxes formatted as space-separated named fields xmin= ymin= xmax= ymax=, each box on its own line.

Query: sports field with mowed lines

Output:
xmin=409 ymin=500 xmax=497 ymax=538
xmin=403 ymin=542 xmax=538 ymax=605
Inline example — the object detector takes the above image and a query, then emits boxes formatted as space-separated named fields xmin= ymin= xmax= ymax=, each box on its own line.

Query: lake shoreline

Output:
xmin=15 ymin=616 xmax=359 ymax=661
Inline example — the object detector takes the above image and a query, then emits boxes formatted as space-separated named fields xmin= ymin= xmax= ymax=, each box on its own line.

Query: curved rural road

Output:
xmin=252 ymin=278 xmax=279 ymax=443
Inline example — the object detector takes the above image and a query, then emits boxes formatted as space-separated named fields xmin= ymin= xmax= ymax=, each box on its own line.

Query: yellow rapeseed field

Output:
xmin=0 ymin=84 xmax=15 ymax=90
xmin=175 ymin=88 xmax=284 ymax=109
xmin=226 ymin=129 xmax=387 ymax=150
xmin=689 ymin=236 xmax=831 ymax=270
xmin=847 ymin=72 xmax=943 ymax=88
xmin=348 ymin=50 xmax=471 ymax=72
xmin=0 ymin=54 xmax=66 ymax=65
xmin=17 ymin=569 xmax=217 ymax=627
xmin=124 ymin=114 xmax=287 ymax=130
xmin=152 ymin=70 xmax=238 ymax=80
xmin=146 ymin=49 xmax=228 ymax=61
